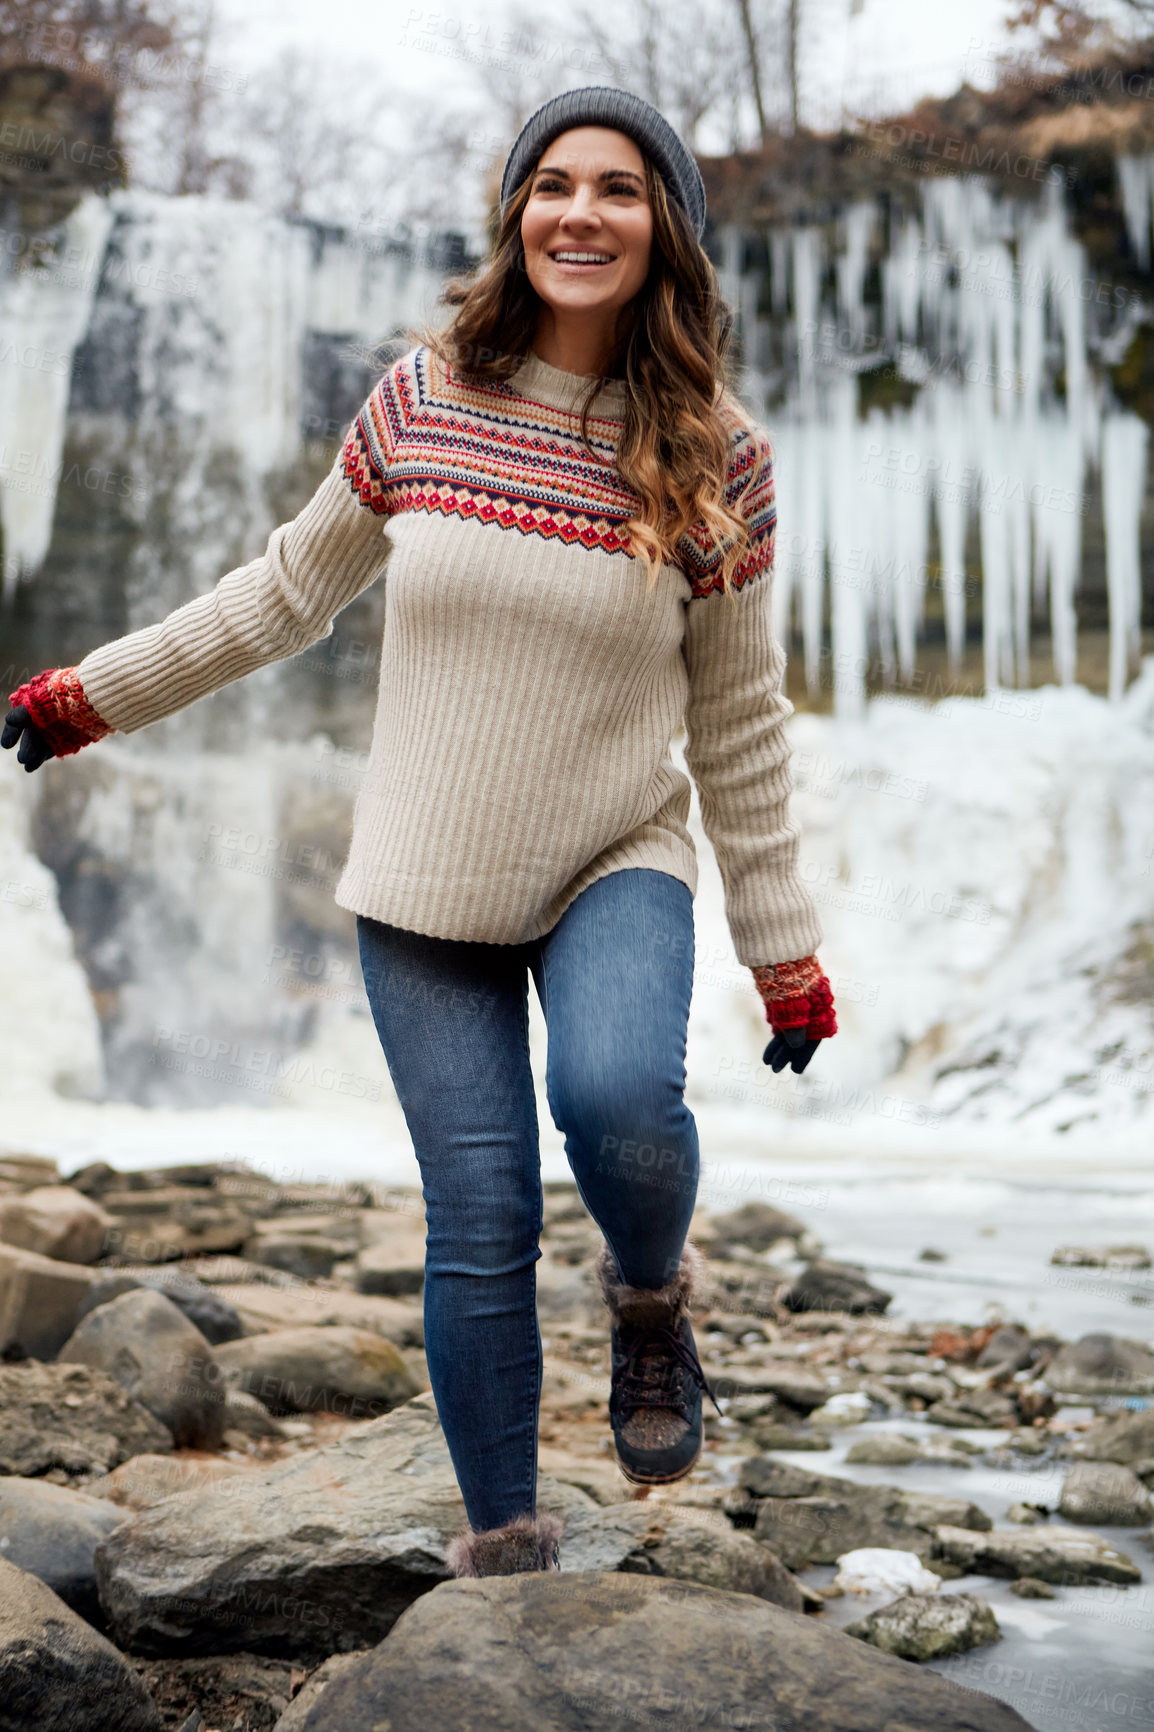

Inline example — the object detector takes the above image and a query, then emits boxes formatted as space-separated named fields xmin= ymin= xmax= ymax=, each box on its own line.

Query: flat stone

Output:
xmin=1009 ymin=1576 xmax=1056 ymax=1598
xmin=0 ymin=1185 xmax=112 ymax=1264
xmin=1057 ymin=1408 xmax=1154 ymax=1464
xmin=58 ymin=1289 xmax=224 ymax=1450
xmin=0 ymin=1556 xmax=161 ymax=1731
xmin=932 ymin=1522 xmax=1142 ymax=1584
xmin=1050 ymin=1245 xmax=1151 ymax=1269
xmin=214 ymin=1326 xmax=420 ymax=1419
xmin=83 ymin=1453 xmax=255 ymax=1511
xmin=0 ymin=1242 xmax=99 ymax=1359
xmin=293 ymin=1572 xmax=1037 ymax=1732
xmin=1057 ymin=1461 xmax=1154 ymax=1525
xmin=975 ymin=1327 xmax=1035 ymax=1372
xmin=750 ymin=1421 xmax=833 ymax=1450
xmin=699 ymin=1202 xmax=820 ymax=1257
xmin=844 ymin=1591 xmax=1002 ymax=1661
xmin=355 ymin=1239 xmax=425 ymax=1297
xmin=94 ymin=1401 xmax=595 ymax=1659
xmin=245 ymin=1235 xmax=347 ymax=1280
xmin=0 ymin=1477 xmax=126 ymax=1624
xmin=737 ymin=1459 xmax=991 ymax=1571
xmin=1046 ymin=1332 xmax=1154 ymax=1397
xmin=559 ymin=1502 xmax=807 ymax=1609
xmin=211 ymin=1282 xmax=424 ymax=1348
xmin=100 ymin=1187 xmax=254 ymax=1262
xmin=712 ymin=1363 xmax=830 ymax=1409
xmin=0 ymin=1361 xmax=173 ymax=1476
xmin=845 ymin=1433 xmax=925 ymax=1466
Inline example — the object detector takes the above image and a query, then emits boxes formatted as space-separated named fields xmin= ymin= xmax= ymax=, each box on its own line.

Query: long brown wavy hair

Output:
xmin=405 ymin=147 xmax=767 ymax=604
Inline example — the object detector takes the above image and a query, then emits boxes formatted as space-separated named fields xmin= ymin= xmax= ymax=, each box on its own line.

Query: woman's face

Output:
xmin=520 ymin=126 xmax=653 ymax=333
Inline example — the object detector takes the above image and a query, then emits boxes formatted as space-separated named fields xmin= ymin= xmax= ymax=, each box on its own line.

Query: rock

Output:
xmin=0 ymin=1242 xmax=99 ymax=1358
xmin=214 ymin=1326 xmax=419 ymax=1418
xmin=536 ymin=1447 xmax=636 ymax=1506
xmin=1046 ymin=1332 xmax=1154 ymax=1397
xmin=100 ymin=1187 xmax=254 ymax=1263
xmin=211 ymin=1281 xmax=424 ymax=1348
xmin=750 ymin=1421 xmax=833 ymax=1450
xmin=0 ymin=1185 xmax=112 ymax=1263
xmin=932 ymin=1522 xmax=1142 ymax=1584
xmin=271 ymin=1653 xmax=370 ymax=1732
xmin=294 ymin=1572 xmax=1037 ymax=1732
xmin=83 ymin=1453 xmax=254 ymax=1512
xmin=559 ymin=1502 xmax=806 ymax=1609
xmin=0 ymin=1556 xmax=161 ymax=1731
xmin=1009 ymin=1576 xmax=1056 ymax=1598
xmin=245 ymin=1234 xmax=345 ymax=1279
xmin=712 ymin=1364 xmax=830 ymax=1410
xmin=94 ymin=1404 xmax=595 ymax=1658
xmin=1057 ymin=1461 xmax=1154 ymax=1525
xmin=58 ymin=1290 xmax=224 ymax=1450
xmin=975 ymin=1326 xmax=1035 ymax=1372
xmin=74 ymin=1267 xmax=244 ymax=1344
xmin=1057 ymin=1408 xmax=1154 ymax=1464
xmin=698 ymin=1202 xmax=819 ymax=1257
xmin=1050 ymin=1245 xmax=1151 ymax=1269
xmin=737 ymin=1459 xmax=991 ymax=1571
xmin=845 ymin=1591 xmax=1002 ymax=1661
xmin=778 ymin=1259 xmax=892 ymax=1315
xmin=1006 ymin=1503 xmax=1047 ymax=1525
xmin=926 ymin=1388 xmax=1020 ymax=1428
xmin=355 ymin=1239 xmax=425 ymax=1297
xmin=846 ymin=1433 xmax=924 ymax=1466
xmin=0 ymin=1153 xmax=59 ymax=1193
xmin=833 ymin=1547 xmax=942 ymax=1596
xmin=0 ymin=1361 xmax=173 ymax=1475
xmin=809 ymin=1391 xmax=873 ymax=1426
xmin=0 ymin=1477 xmax=126 ymax=1624
xmin=223 ymin=1388 xmax=287 ymax=1439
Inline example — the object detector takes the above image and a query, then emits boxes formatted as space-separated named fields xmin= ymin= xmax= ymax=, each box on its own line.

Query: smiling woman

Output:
xmin=1 ymin=84 xmax=837 ymax=1590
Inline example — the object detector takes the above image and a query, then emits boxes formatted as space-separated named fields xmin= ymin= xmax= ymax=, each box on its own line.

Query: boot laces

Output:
xmin=612 ymin=1323 xmax=724 ymax=1421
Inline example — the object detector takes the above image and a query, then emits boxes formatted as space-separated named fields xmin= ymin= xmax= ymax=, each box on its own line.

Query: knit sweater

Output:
xmin=67 ymin=342 xmax=824 ymax=976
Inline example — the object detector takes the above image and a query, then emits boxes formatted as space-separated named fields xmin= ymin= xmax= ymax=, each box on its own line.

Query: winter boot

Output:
xmin=445 ymin=1509 xmax=565 ymax=1577
xmin=596 ymin=1239 xmax=723 ymax=1485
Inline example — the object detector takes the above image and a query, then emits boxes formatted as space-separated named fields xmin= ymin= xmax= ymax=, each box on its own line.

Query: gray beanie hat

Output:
xmin=499 ymin=85 xmax=706 ymax=241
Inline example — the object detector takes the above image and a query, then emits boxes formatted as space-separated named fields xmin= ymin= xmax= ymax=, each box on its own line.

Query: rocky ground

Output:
xmin=1 ymin=1150 xmax=1152 ymax=1731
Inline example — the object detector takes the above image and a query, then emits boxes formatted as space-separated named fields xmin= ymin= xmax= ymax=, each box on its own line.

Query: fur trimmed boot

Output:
xmin=596 ymin=1239 xmax=722 ymax=1485
xmin=445 ymin=1509 xmax=565 ymax=1577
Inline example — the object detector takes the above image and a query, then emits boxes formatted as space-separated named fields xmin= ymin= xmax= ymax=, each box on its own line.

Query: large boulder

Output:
xmin=58 ymin=1289 xmax=224 ymax=1450
xmin=736 ymin=1457 xmax=991 ymax=1570
xmin=844 ymin=1591 xmax=1002 ymax=1660
xmin=214 ymin=1325 xmax=419 ymax=1418
xmin=0 ymin=1477 xmax=126 ymax=1626
xmin=74 ymin=1266 xmax=244 ymax=1344
xmin=0 ymin=1185 xmax=112 ymax=1263
xmin=0 ymin=1242 xmax=98 ymax=1358
xmin=933 ymin=1523 xmax=1142 ymax=1585
xmin=293 ymin=1573 xmax=1037 ymax=1732
xmin=0 ymin=1557 xmax=161 ymax=1732
xmin=1045 ymin=1333 xmax=1154 ymax=1397
xmin=0 ymin=1361 xmax=173 ymax=1476
xmin=94 ymin=1404 xmax=595 ymax=1659
xmin=1057 ymin=1462 xmax=1154 ymax=1525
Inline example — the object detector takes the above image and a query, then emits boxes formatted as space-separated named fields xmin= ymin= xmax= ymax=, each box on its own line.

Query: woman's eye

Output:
xmin=534 ymin=178 xmax=637 ymax=196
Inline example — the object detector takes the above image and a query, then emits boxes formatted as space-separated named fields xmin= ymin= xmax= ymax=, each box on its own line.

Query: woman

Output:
xmin=3 ymin=86 xmax=836 ymax=1578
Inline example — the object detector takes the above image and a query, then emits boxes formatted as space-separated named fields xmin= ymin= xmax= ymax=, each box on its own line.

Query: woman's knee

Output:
xmin=424 ymin=1190 xmax=541 ymax=1277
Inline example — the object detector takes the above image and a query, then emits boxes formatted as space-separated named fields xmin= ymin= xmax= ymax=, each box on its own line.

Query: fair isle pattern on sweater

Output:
xmin=339 ymin=344 xmax=777 ymax=595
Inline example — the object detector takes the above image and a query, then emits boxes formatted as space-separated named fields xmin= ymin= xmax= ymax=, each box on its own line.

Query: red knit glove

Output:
xmin=751 ymin=955 xmax=837 ymax=1075
xmin=4 ymin=667 xmax=113 ymax=770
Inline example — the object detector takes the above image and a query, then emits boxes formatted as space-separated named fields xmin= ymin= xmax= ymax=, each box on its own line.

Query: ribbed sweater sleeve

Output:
xmin=73 ymin=446 xmax=393 ymax=736
xmin=680 ymin=416 xmax=823 ymax=967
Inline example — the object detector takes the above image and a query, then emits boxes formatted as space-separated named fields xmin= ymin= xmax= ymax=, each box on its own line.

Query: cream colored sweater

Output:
xmin=74 ymin=343 xmax=822 ymax=964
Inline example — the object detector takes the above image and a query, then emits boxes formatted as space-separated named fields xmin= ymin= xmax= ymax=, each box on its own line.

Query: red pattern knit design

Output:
xmin=751 ymin=955 xmax=838 ymax=1039
xmin=338 ymin=346 xmax=775 ymax=595
xmin=7 ymin=667 xmax=113 ymax=758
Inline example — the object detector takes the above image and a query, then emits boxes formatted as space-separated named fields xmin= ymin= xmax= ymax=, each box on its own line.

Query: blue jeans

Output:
xmin=356 ymin=867 xmax=700 ymax=1532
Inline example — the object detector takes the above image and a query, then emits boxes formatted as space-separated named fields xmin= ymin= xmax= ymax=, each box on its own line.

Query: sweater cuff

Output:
xmin=8 ymin=667 xmax=114 ymax=758
xmin=751 ymin=955 xmax=838 ymax=1040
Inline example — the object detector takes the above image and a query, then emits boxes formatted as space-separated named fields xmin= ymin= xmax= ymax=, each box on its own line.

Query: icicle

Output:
xmin=0 ymin=192 xmax=115 ymax=595
xmin=1116 ymin=154 xmax=1154 ymax=272
xmin=1101 ymin=413 xmax=1149 ymax=702
xmin=770 ymin=230 xmax=790 ymax=316
xmin=836 ymin=201 xmax=875 ymax=346
xmin=828 ymin=375 xmax=870 ymax=717
xmin=792 ymin=225 xmax=823 ymax=418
